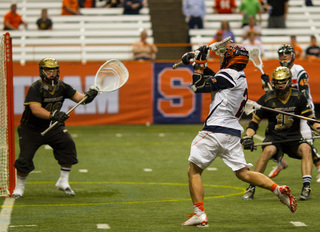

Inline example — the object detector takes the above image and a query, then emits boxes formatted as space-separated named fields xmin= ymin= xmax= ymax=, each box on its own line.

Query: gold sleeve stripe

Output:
xmin=24 ymin=102 xmax=41 ymax=106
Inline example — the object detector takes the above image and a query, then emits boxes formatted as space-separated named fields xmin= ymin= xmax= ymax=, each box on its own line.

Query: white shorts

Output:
xmin=188 ymin=131 xmax=253 ymax=172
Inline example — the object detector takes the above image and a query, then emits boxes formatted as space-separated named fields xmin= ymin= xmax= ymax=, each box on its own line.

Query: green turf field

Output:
xmin=3 ymin=121 xmax=320 ymax=231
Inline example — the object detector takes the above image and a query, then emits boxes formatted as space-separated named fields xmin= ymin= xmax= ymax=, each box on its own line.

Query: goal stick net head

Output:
xmin=94 ymin=59 xmax=129 ymax=93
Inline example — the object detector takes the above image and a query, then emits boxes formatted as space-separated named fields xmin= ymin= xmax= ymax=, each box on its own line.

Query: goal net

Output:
xmin=0 ymin=32 xmax=15 ymax=197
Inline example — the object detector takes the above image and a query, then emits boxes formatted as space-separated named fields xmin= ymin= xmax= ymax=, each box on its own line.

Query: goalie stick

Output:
xmin=41 ymin=59 xmax=129 ymax=136
xmin=244 ymin=99 xmax=320 ymax=124
xmin=249 ymin=48 xmax=273 ymax=90
xmin=172 ymin=36 xmax=232 ymax=69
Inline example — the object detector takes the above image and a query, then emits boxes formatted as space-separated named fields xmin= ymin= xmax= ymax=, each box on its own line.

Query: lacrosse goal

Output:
xmin=0 ymin=32 xmax=15 ymax=197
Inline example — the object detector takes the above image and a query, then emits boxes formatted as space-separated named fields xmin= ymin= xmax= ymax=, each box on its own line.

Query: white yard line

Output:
xmin=0 ymin=198 xmax=15 ymax=232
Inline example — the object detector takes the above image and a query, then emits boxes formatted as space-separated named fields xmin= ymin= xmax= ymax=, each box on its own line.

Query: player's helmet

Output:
xmin=39 ymin=57 xmax=60 ymax=86
xmin=278 ymin=44 xmax=295 ymax=67
xmin=220 ymin=45 xmax=249 ymax=70
xmin=272 ymin=66 xmax=292 ymax=96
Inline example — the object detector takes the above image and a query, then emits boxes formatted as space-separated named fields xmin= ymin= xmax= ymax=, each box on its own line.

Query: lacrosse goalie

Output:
xmin=12 ymin=57 xmax=98 ymax=198
xmin=242 ymin=66 xmax=320 ymax=201
xmin=180 ymin=44 xmax=297 ymax=227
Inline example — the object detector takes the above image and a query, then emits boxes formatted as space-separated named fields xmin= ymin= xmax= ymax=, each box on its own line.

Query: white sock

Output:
xmin=58 ymin=167 xmax=71 ymax=184
xmin=273 ymin=185 xmax=280 ymax=196
xmin=14 ymin=176 xmax=27 ymax=193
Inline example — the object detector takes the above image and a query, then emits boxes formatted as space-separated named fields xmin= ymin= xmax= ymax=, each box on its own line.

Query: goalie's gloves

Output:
xmin=84 ymin=86 xmax=99 ymax=104
xmin=50 ymin=110 xmax=69 ymax=123
xmin=181 ymin=52 xmax=195 ymax=65
xmin=192 ymin=45 xmax=209 ymax=69
xmin=241 ymin=135 xmax=255 ymax=151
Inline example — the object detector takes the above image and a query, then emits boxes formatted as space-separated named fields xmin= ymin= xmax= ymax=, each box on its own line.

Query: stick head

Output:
xmin=249 ymin=48 xmax=263 ymax=73
xmin=244 ymin=100 xmax=261 ymax=115
xmin=94 ymin=59 xmax=129 ymax=93
xmin=209 ymin=36 xmax=232 ymax=57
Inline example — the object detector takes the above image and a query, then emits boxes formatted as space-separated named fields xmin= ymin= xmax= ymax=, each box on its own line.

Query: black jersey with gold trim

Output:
xmin=20 ymin=80 xmax=77 ymax=130
xmin=253 ymin=88 xmax=313 ymax=140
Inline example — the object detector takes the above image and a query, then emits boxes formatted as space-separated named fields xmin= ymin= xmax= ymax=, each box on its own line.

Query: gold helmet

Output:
xmin=39 ymin=57 xmax=60 ymax=86
xmin=272 ymin=66 xmax=292 ymax=96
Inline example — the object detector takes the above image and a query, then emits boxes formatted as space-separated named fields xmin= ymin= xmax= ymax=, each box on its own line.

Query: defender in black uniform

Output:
xmin=12 ymin=57 xmax=98 ymax=198
xmin=241 ymin=66 xmax=320 ymax=201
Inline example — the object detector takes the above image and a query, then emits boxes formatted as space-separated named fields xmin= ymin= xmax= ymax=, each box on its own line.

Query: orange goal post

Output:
xmin=0 ymin=32 xmax=15 ymax=197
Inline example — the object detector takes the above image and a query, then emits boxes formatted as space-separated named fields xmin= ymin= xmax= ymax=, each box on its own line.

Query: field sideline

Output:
xmin=1 ymin=121 xmax=320 ymax=231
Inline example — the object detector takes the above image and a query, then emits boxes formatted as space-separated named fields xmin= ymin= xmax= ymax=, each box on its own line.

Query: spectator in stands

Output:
xmin=213 ymin=0 xmax=237 ymax=14
xmin=208 ymin=30 xmax=224 ymax=60
xmin=305 ymin=35 xmax=320 ymax=60
xmin=305 ymin=0 xmax=313 ymax=6
xmin=36 ymin=9 xmax=53 ymax=30
xmin=266 ymin=0 xmax=288 ymax=28
xmin=183 ymin=0 xmax=206 ymax=29
xmin=239 ymin=0 xmax=261 ymax=27
xmin=78 ymin=0 xmax=96 ymax=8
xmin=220 ymin=20 xmax=236 ymax=42
xmin=290 ymin=35 xmax=303 ymax=59
xmin=123 ymin=0 xmax=146 ymax=15
xmin=105 ymin=0 xmax=123 ymax=8
xmin=61 ymin=0 xmax=81 ymax=15
xmin=242 ymin=15 xmax=261 ymax=41
xmin=242 ymin=31 xmax=264 ymax=56
xmin=132 ymin=29 xmax=158 ymax=61
xmin=3 ymin=2 xmax=28 ymax=30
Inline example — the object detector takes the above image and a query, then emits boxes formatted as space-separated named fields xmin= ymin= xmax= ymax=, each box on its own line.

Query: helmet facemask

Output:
xmin=39 ymin=57 xmax=60 ymax=87
xmin=272 ymin=66 xmax=292 ymax=96
xmin=278 ymin=44 xmax=295 ymax=67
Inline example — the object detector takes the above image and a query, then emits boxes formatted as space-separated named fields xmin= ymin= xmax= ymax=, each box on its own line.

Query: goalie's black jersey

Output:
xmin=253 ymin=88 xmax=313 ymax=140
xmin=20 ymin=79 xmax=77 ymax=130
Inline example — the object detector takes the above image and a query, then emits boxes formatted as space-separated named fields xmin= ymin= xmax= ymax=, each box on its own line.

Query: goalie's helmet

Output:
xmin=278 ymin=44 xmax=295 ymax=67
xmin=39 ymin=57 xmax=60 ymax=86
xmin=220 ymin=45 xmax=249 ymax=70
xmin=272 ymin=66 xmax=292 ymax=96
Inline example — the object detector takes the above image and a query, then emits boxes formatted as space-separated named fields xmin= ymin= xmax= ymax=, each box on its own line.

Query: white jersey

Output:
xmin=290 ymin=64 xmax=315 ymax=114
xmin=203 ymin=68 xmax=248 ymax=137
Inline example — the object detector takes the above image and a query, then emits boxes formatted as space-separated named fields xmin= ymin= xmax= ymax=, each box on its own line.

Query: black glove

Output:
xmin=261 ymin=74 xmax=270 ymax=87
xmin=181 ymin=52 xmax=195 ymax=65
xmin=50 ymin=110 xmax=69 ymax=123
xmin=84 ymin=87 xmax=98 ymax=104
xmin=192 ymin=45 xmax=208 ymax=69
xmin=241 ymin=135 xmax=255 ymax=151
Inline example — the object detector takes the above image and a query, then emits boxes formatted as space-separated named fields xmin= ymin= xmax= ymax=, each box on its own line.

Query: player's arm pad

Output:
xmin=247 ymin=120 xmax=259 ymax=133
xmin=203 ymin=67 xmax=216 ymax=76
xmin=190 ymin=73 xmax=216 ymax=93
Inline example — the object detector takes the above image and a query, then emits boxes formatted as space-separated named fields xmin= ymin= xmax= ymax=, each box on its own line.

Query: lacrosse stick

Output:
xmin=249 ymin=48 xmax=272 ymax=90
xmin=41 ymin=59 xmax=129 ymax=136
xmin=253 ymin=136 xmax=320 ymax=147
xmin=172 ymin=36 xmax=232 ymax=69
xmin=244 ymin=99 xmax=320 ymax=124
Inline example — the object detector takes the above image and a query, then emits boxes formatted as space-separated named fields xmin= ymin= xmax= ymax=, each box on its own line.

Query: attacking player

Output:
xmin=261 ymin=44 xmax=320 ymax=182
xmin=12 ymin=57 xmax=98 ymax=198
xmin=242 ymin=66 xmax=320 ymax=201
xmin=180 ymin=45 xmax=297 ymax=227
